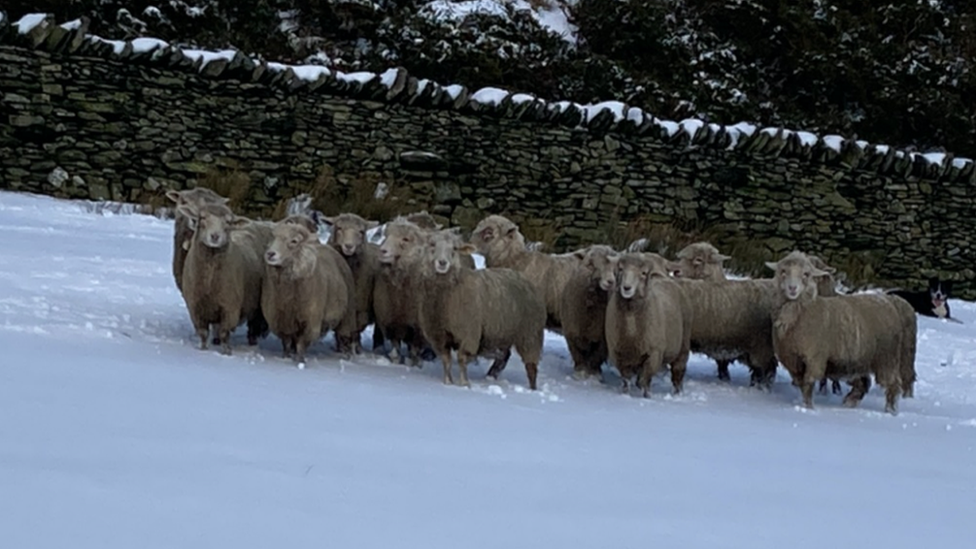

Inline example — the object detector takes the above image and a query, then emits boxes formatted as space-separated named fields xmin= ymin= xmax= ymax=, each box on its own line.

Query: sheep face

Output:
xmin=378 ymin=219 xmax=426 ymax=265
xmin=766 ymin=251 xmax=829 ymax=301
xmin=281 ymin=213 xmax=319 ymax=234
xmin=615 ymin=254 xmax=657 ymax=300
xmin=323 ymin=213 xmax=379 ymax=257
xmin=265 ymin=223 xmax=313 ymax=267
xmin=672 ymin=242 xmax=729 ymax=279
xmin=575 ymin=245 xmax=619 ymax=292
xmin=425 ymin=229 xmax=474 ymax=276
xmin=470 ymin=215 xmax=524 ymax=256
xmin=178 ymin=203 xmax=246 ymax=250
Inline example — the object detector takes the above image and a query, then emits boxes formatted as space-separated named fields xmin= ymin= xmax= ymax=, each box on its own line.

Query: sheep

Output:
xmin=559 ymin=244 xmax=620 ymax=380
xmin=176 ymin=201 xmax=271 ymax=354
xmin=165 ymin=187 xmax=229 ymax=292
xmin=766 ymin=251 xmax=917 ymax=414
xmin=417 ymin=228 xmax=546 ymax=390
xmin=321 ymin=212 xmax=384 ymax=353
xmin=469 ymin=214 xmax=581 ymax=331
xmin=261 ymin=220 xmax=359 ymax=365
xmin=605 ymin=252 xmax=693 ymax=397
xmin=670 ymin=241 xmax=730 ymax=282
xmin=374 ymin=217 xmax=433 ymax=366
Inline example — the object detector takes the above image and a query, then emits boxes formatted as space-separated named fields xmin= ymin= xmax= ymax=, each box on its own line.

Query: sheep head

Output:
xmin=177 ymin=203 xmax=248 ymax=250
xmin=425 ymin=228 xmax=475 ymax=277
xmin=573 ymin=245 xmax=620 ymax=292
xmin=807 ymin=254 xmax=840 ymax=297
xmin=165 ymin=187 xmax=229 ymax=209
xmin=402 ymin=210 xmax=443 ymax=230
xmin=265 ymin=221 xmax=317 ymax=273
xmin=766 ymin=251 xmax=829 ymax=301
xmin=470 ymin=215 xmax=523 ymax=256
xmin=378 ymin=218 xmax=427 ymax=266
xmin=615 ymin=252 xmax=671 ymax=300
xmin=672 ymin=241 xmax=730 ymax=280
xmin=281 ymin=213 xmax=319 ymax=234
xmin=322 ymin=212 xmax=379 ymax=257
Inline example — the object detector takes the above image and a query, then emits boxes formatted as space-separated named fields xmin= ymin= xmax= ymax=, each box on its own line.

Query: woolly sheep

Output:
xmin=373 ymin=217 xmax=432 ymax=365
xmin=321 ymin=212 xmax=384 ymax=353
xmin=165 ymin=187 xmax=229 ymax=292
xmin=418 ymin=229 xmax=546 ymax=390
xmin=670 ymin=241 xmax=730 ymax=282
xmin=469 ymin=214 xmax=580 ymax=331
xmin=176 ymin=201 xmax=271 ymax=354
xmin=261 ymin=221 xmax=358 ymax=364
xmin=766 ymin=251 xmax=917 ymax=414
xmin=559 ymin=245 xmax=620 ymax=380
xmin=605 ymin=252 xmax=693 ymax=397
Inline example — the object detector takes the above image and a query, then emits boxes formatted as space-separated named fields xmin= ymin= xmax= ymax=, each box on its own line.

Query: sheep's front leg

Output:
xmin=637 ymin=351 xmax=662 ymax=399
xmin=456 ymin=351 xmax=473 ymax=388
xmin=716 ymin=359 xmax=731 ymax=381
xmin=800 ymin=364 xmax=822 ymax=409
xmin=439 ymin=351 xmax=454 ymax=385
xmin=842 ymin=375 xmax=872 ymax=408
xmin=670 ymin=350 xmax=689 ymax=395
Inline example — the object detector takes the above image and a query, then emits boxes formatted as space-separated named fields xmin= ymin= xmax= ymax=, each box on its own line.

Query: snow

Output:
xmin=724 ymin=121 xmax=757 ymax=149
xmin=421 ymin=0 xmax=509 ymax=21
xmin=796 ymin=131 xmax=819 ymax=147
xmin=680 ymin=118 xmax=706 ymax=141
xmin=510 ymin=93 xmax=536 ymax=105
xmin=823 ymin=134 xmax=845 ymax=153
xmin=952 ymin=157 xmax=973 ymax=169
xmin=657 ymin=119 xmax=681 ymax=137
xmin=443 ymin=84 xmax=465 ymax=100
xmin=379 ymin=68 xmax=399 ymax=89
xmin=337 ymin=71 xmax=377 ymax=85
xmin=626 ymin=107 xmax=645 ymax=126
xmin=470 ymin=87 xmax=510 ymax=106
xmin=181 ymin=49 xmax=237 ymax=68
xmin=581 ymin=101 xmax=626 ymax=123
xmin=420 ymin=1 xmax=578 ymax=44
xmin=876 ymin=145 xmax=891 ymax=155
xmin=531 ymin=1 xmax=579 ymax=44
xmin=923 ymin=152 xmax=947 ymax=166
xmin=2 ymin=190 xmax=976 ymax=547
xmin=15 ymin=13 xmax=47 ymax=35
xmin=59 ymin=19 xmax=83 ymax=31
xmin=130 ymin=37 xmax=168 ymax=54
xmin=291 ymin=65 xmax=332 ymax=83
xmin=89 ymin=36 xmax=127 ymax=55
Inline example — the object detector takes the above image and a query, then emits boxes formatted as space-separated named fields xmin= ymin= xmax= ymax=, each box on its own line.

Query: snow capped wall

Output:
xmin=1 ymin=11 xmax=975 ymax=296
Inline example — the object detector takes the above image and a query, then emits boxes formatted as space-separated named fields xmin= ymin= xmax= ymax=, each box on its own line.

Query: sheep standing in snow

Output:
xmin=670 ymin=241 xmax=730 ymax=282
xmin=766 ymin=251 xmax=916 ymax=414
xmin=322 ymin=213 xmax=384 ymax=353
xmin=261 ymin=221 xmax=358 ymax=365
xmin=177 ymin=202 xmax=271 ymax=354
xmin=418 ymin=229 xmax=546 ymax=390
xmin=605 ymin=252 xmax=693 ymax=397
xmin=559 ymin=245 xmax=620 ymax=380
xmin=165 ymin=187 xmax=229 ymax=292
xmin=373 ymin=217 xmax=433 ymax=366
xmin=469 ymin=214 xmax=580 ymax=331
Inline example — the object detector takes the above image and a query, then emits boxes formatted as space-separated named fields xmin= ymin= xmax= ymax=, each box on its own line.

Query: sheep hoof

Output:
xmin=571 ymin=369 xmax=592 ymax=381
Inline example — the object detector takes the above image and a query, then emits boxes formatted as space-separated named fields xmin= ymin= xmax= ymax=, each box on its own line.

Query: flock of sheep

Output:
xmin=166 ymin=186 xmax=919 ymax=415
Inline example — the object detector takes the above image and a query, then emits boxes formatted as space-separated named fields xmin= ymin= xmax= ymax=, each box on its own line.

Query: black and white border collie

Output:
xmin=887 ymin=277 xmax=960 ymax=322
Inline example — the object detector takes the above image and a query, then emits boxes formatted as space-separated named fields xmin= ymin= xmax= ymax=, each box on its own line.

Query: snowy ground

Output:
xmin=1 ymin=190 xmax=974 ymax=548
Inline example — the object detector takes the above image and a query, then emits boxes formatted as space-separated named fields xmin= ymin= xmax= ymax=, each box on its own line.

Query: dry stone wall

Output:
xmin=2 ymin=12 xmax=976 ymax=297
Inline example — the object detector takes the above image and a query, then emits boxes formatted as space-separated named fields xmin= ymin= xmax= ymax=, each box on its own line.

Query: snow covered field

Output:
xmin=1 ymin=190 xmax=974 ymax=548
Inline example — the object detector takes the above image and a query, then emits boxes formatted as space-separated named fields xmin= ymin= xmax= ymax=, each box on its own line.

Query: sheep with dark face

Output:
xmin=322 ymin=212 xmax=384 ymax=353
xmin=767 ymin=251 xmax=917 ymax=414
xmin=418 ymin=229 xmax=546 ymax=390
xmin=559 ymin=245 xmax=620 ymax=380
xmin=166 ymin=187 xmax=229 ymax=292
xmin=177 ymin=202 xmax=271 ymax=354
xmin=261 ymin=221 xmax=358 ymax=365
xmin=605 ymin=252 xmax=693 ymax=397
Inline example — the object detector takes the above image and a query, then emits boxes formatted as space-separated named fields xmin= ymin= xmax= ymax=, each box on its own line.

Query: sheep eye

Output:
xmin=803 ymin=272 xmax=811 ymax=278
xmin=402 ymin=237 xmax=411 ymax=243
xmin=640 ymin=270 xmax=649 ymax=277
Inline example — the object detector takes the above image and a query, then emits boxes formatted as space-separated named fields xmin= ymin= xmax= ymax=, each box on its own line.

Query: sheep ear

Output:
xmin=165 ymin=189 xmax=182 ymax=204
xmin=228 ymin=216 xmax=251 ymax=229
xmin=764 ymin=261 xmax=779 ymax=271
xmin=458 ymin=243 xmax=477 ymax=255
xmin=712 ymin=253 xmax=731 ymax=263
xmin=176 ymin=204 xmax=198 ymax=219
xmin=810 ymin=266 xmax=829 ymax=278
xmin=572 ymin=248 xmax=588 ymax=260
xmin=665 ymin=261 xmax=682 ymax=275
xmin=504 ymin=226 xmax=518 ymax=238
xmin=477 ymin=226 xmax=495 ymax=242
xmin=217 ymin=196 xmax=231 ymax=205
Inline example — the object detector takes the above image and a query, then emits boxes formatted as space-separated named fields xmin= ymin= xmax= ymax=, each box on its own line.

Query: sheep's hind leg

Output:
xmin=637 ymin=351 xmax=663 ymax=398
xmin=486 ymin=348 xmax=512 ymax=380
xmin=883 ymin=381 xmax=901 ymax=415
xmin=456 ymin=351 xmax=473 ymax=388
xmin=716 ymin=359 xmax=731 ymax=382
xmin=842 ymin=376 xmax=871 ymax=408
xmin=670 ymin=350 xmax=689 ymax=395
xmin=439 ymin=351 xmax=454 ymax=386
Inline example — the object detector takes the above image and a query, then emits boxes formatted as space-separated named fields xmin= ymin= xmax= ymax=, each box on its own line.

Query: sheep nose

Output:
xmin=787 ymin=284 xmax=798 ymax=293
xmin=622 ymin=285 xmax=633 ymax=293
xmin=209 ymin=233 xmax=220 ymax=244
xmin=266 ymin=251 xmax=277 ymax=262
xmin=342 ymin=244 xmax=355 ymax=255
xmin=436 ymin=259 xmax=449 ymax=268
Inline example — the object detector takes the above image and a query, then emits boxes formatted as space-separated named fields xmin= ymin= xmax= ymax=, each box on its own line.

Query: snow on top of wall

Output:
xmin=15 ymin=13 xmax=47 ymax=35
xmin=7 ymin=11 xmax=971 ymax=172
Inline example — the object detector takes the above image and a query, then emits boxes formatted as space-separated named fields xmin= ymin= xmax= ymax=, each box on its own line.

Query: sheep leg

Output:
xmin=817 ymin=378 xmax=829 ymax=395
xmin=218 ymin=327 xmax=233 ymax=356
xmin=246 ymin=313 xmax=268 ymax=346
xmin=567 ymin=340 xmax=592 ymax=380
xmin=716 ymin=359 xmax=731 ymax=382
xmin=456 ymin=351 xmax=473 ymax=387
xmin=884 ymin=382 xmax=901 ymax=415
xmin=800 ymin=366 xmax=822 ymax=409
xmin=842 ymin=376 xmax=870 ymax=408
xmin=524 ymin=362 xmax=539 ymax=391
xmin=670 ymin=351 xmax=689 ymax=395
xmin=637 ymin=351 xmax=663 ymax=398
xmin=295 ymin=339 xmax=308 ymax=366
xmin=280 ymin=336 xmax=294 ymax=359
xmin=439 ymin=351 xmax=454 ymax=386
xmin=486 ymin=349 xmax=512 ymax=380
xmin=195 ymin=325 xmax=210 ymax=350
